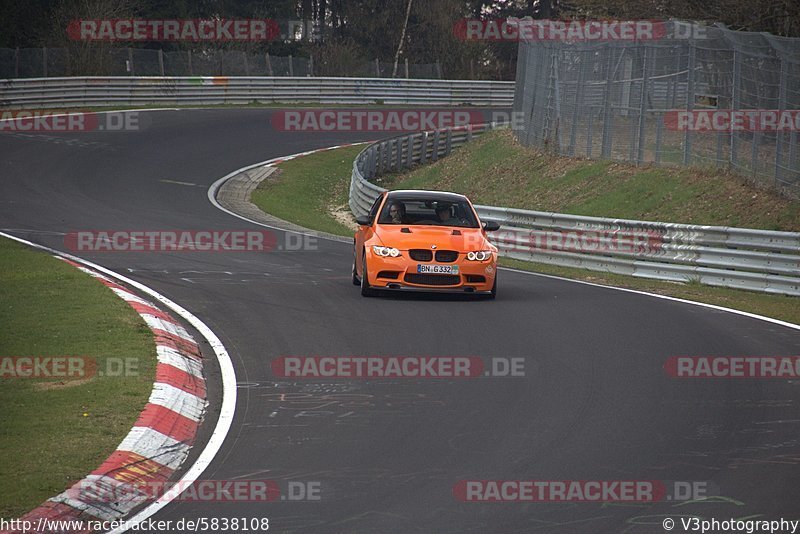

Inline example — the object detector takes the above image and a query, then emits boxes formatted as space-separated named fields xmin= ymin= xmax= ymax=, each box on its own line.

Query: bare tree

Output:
xmin=392 ymin=0 xmax=413 ymax=77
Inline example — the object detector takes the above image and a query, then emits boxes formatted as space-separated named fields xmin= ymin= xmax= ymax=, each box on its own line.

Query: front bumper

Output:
xmin=366 ymin=252 xmax=496 ymax=292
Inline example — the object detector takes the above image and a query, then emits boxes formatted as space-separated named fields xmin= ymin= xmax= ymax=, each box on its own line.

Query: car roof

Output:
xmin=386 ymin=190 xmax=469 ymax=202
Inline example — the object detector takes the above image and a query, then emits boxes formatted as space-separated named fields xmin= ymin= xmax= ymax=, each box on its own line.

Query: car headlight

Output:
xmin=372 ymin=245 xmax=401 ymax=257
xmin=466 ymin=250 xmax=493 ymax=261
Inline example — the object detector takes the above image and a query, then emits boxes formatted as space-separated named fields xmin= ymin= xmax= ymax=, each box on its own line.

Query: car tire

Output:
xmin=360 ymin=252 xmax=376 ymax=297
xmin=352 ymin=254 xmax=360 ymax=286
xmin=487 ymin=274 xmax=497 ymax=300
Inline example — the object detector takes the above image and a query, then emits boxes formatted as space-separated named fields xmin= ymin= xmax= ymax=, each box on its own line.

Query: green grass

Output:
xmin=250 ymin=145 xmax=365 ymax=236
xmin=0 ymin=238 xmax=156 ymax=519
xmin=380 ymin=129 xmax=800 ymax=232
xmin=250 ymin=134 xmax=799 ymax=325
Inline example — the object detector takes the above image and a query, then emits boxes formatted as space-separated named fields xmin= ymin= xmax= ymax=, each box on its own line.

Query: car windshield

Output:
xmin=378 ymin=198 xmax=479 ymax=228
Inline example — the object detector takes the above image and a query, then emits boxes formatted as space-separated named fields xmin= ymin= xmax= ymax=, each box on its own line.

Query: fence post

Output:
xmin=266 ymin=53 xmax=273 ymax=76
xmin=42 ymin=47 xmax=47 ymax=77
xmin=600 ymin=47 xmax=614 ymax=158
xmin=773 ymin=58 xmax=787 ymax=184
xmin=730 ymin=48 xmax=741 ymax=168
xmin=309 ymin=54 xmax=314 ymax=76
xmin=436 ymin=60 xmax=442 ymax=79
xmin=683 ymin=43 xmax=696 ymax=165
xmin=289 ymin=54 xmax=294 ymax=76
xmin=187 ymin=50 xmax=193 ymax=76
xmin=374 ymin=58 xmax=380 ymax=77
xmin=128 ymin=48 xmax=135 ymax=76
xmin=568 ymin=48 xmax=587 ymax=157
xmin=158 ymin=49 xmax=165 ymax=76
xmin=244 ymin=53 xmax=250 ymax=76
xmin=14 ymin=47 xmax=19 ymax=77
xmin=404 ymin=58 xmax=409 ymax=78
xmin=636 ymin=46 xmax=650 ymax=165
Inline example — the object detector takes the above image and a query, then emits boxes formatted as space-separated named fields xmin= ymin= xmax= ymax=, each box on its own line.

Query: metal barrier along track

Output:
xmin=349 ymin=128 xmax=800 ymax=296
xmin=0 ymin=76 xmax=515 ymax=109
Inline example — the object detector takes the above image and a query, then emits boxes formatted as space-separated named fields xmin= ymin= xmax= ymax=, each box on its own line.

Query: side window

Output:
xmin=368 ymin=195 xmax=383 ymax=220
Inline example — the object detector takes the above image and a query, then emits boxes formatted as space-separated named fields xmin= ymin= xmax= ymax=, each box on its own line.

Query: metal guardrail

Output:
xmin=0 ymin=76 xmax=514 ymax=109
xmin=349 ymin=128 xmax=800 ymax=296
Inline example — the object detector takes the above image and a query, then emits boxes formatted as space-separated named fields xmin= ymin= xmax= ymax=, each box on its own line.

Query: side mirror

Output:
xmin=355 ymin=215 xmax=373 ymax=226
xmin=482 ymin=220 xmax=501 ymax=232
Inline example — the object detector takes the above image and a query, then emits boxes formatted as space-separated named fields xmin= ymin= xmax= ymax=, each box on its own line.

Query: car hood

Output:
xmin=375 ymin=225 xmax=492 ymax=251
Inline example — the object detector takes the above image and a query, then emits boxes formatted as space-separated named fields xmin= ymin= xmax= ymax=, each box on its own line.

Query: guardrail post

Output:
xmin=394 ymin=138 xmax=403 ymax=170
xmin=309 ymin=55 xmax=314 ymax=76
xmin=467 ymin=125 xmax=473 ymax=143
xmin=405 ymin=134 xmax=413 ymax=168
xmin=376 ymin=143 xmax=384 ymax=175
xmin=127 ymin=48 xmax=135 ymax=76
xmin=244 ymin=53 xmax=250 ymax=76
xmin=374 ymin=58 xmax=380 ymax=77
xmin=42 ymin=47 xmax=47 ymax=77
xmin=289 ymin=55 xmax=294 ymax=76
xmin=404 ymin=58 xmax=409 ymax=78
xmin=158 ymin=49 xmax=165 ymax=76
xmin=420 ymin=132 xmax=428 ymax=164
xmin=187 ymin=50 xmax=193 ymax=75
xmin=445 ymin=128 xmax=453 ymax=156
xmin=432 ymin=130 xmax=441 ymax=161
xmin=368 ymin=147 xmax=377 ymax=178
xmin=266 ymin=53 xmax=273 ymax=76
xmin=14 ymin=47 xmax=19 ymax=77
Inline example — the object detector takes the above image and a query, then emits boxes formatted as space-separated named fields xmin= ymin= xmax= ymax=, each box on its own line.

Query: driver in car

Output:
xmin=435 ymin=204 xmax=457 ymax=225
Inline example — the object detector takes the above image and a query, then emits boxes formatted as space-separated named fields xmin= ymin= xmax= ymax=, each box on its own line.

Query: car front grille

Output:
xmin=403 ymin=274 xmax=461 ymax=286
xmin=409 ymin=249 xmax=433 ymax=261
xmin=434 ymin=250 xmax=458 ymax=262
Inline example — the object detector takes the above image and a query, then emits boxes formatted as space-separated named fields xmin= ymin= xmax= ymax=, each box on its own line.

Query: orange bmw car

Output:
xmin=352 ymin=190 xmax=501 ymax=298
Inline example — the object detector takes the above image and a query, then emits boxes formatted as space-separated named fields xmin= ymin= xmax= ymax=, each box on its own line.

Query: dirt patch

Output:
xmin=329 ymin=204 xmax=358 ymax=232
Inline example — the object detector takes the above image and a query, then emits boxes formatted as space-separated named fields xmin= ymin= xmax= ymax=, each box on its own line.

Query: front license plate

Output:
xmin=417 ymin=264 xmax=459 ymax=274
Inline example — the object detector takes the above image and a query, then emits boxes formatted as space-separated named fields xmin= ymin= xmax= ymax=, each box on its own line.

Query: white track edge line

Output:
xmin=0 ymin=230 xmax=237 ymax=533
xmin=207 ymin=143 xmax=368 ymax=240
xmin=206 ymin=146 xmax=800 ymax=333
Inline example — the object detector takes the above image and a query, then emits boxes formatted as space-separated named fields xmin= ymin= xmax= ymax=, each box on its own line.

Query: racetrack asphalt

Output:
xmin=1 ymin=108 xmax=799 ymax=533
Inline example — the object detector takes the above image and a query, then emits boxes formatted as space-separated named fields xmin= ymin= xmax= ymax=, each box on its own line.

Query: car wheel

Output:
xmin=487 ymin=274 xmax=497 ymax=300
xmin=352 ymin=253 xmax=360 ymax=286
xmin=360 ymin=252 xmax=376 ymax=297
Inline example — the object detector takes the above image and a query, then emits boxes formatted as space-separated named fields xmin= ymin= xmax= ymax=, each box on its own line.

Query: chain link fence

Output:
xmin=513 ymin=21 xmax=800 ymax=196
xmin=0 ymin=47 xmax=453 ymax=79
